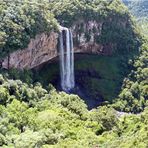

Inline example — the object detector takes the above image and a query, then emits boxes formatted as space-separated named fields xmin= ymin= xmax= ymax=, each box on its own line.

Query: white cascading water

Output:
xmin=59 ymin=26 xmax=75 ymax=91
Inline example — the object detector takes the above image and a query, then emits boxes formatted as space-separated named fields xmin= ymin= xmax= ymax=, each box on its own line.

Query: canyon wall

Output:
xmin=2 ymin=21 xmax=115 ymax=69
xmin=2 ymin=32 xmax=58 ymax=69
xmin=72 ymin=20 xmax=114 ymax=55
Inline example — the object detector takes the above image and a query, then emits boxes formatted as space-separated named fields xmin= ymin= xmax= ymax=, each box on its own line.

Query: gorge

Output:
xmin=0 ymin=0 xmax=148 ymax=147
xmin=0 ymin=13 xmax=139 ymax=107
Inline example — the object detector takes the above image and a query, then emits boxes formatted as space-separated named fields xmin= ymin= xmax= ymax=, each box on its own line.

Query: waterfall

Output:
xmin=59 ymin=26 xmax=75 ymax=91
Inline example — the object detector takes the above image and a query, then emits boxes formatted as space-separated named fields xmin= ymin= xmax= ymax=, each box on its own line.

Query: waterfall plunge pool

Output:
xmin=32 ymin=53 xmax=126 ymax=110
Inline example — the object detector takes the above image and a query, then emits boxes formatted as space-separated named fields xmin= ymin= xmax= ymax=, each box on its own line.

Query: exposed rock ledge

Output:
xmin=2 ymin=21 xmax=114 ymax=69
xmin=2 ymin=32 xmax=58 ymax=69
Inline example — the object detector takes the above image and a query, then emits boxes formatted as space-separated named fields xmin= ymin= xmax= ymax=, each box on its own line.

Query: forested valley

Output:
xmin=0 ymin=0 xmax=148 ymax=147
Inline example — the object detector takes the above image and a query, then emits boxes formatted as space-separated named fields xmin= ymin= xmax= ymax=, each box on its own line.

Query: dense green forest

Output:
xmin=0 ymin=0 xmax=148 ymax=147
xmin=0 ymin=0 xmax=58 ymax=58
xmin=0 ymin=75 xmax=148 ymax=147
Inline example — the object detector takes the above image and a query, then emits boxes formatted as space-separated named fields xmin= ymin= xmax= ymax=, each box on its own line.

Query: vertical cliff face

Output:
xmin=72 ymin=20 xmax=104 ymax=54
xmin=1 ymin=21 xmax=113 ymax=70
xmin=72 ymin=20 xmax=117 ymax=55
xmin=1 ymin=18 xmax=132 ymax=70
xmin=0 ymin=0 xmax=139 ymax=70
xmin=2 ymin=32 xmax=58 ymax=69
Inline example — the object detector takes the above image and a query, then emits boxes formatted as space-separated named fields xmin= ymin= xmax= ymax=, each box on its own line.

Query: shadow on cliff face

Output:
xmin=32 ymin=52 xmax=137 ymax=109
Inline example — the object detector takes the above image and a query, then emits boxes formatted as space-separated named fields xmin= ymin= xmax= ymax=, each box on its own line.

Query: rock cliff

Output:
xmin=1 ymin=0 xmax=138 ymax=70
xmin=2 ymin=32 xmax=58 ymax=69
xmin=73 ymin=21 xmax=103 ymax=54
xmin=1 ymin=21 xmax=118 ymax=69
xmin=73 ymin=20 xmax=115 ymax=55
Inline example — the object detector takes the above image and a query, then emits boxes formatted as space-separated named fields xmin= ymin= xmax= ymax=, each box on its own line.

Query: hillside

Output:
xmin=123 ymin=0 xmax=148 ymax=37
xmin=0 ymin=75 xmax=148 ymax=147
xmin=0 ymin=0 xmax=58 ymax=58
xmin=0 ymin=0 xmax=142 ymax=105
xmin=0 ymin=0 xmax=148 ymax=147
xmin=0 ymin=0 xmax=140 ymax=58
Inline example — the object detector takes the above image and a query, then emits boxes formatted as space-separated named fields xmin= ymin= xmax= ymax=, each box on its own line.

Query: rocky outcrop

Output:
xmin=72 ymin=20 xmax=103 ymax=54
xmin=2 ymin=21 xmax=115 ymax=69
xmin=2 ymin=32 xmax=58 ymax=69
xmin=72 ymin=20 xmax=114 ymax=55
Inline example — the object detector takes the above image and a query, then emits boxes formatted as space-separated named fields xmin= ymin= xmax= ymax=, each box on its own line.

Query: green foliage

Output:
xmin=0 ymin=75 xmax=147 ymax=147
xmin=0 ymin=0 xmax=58 ymax=58
xmin=108 ymin=0 xmax=148 ymax=113
xmin=0 ymin=75 xmax=98 ymax=147
xmin=98 ymin=110 xmax=148 ymax=147
xmin=89 ymin=106 xmax=119 ymax=131
xmin=50 ymin=0 xmax=141 ymax=53
xmin=0 ymin=0 xmax=148 ymax=147
xmin=113 ymin=41 xmax=148 ymax=113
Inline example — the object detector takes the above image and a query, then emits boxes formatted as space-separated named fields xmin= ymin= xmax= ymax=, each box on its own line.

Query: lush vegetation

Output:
xmin=0 ymin=75 xmax=148 ymax=147
xmin=0 ymin=0 xmax=58 ymax=58
xmin=113 ymin=41 xmax=148 ymax=113
xmin=0 ymin=0 xmax=141 ymax=58
xmin=0 ymin=0 xmax=148 ymax=147
xmin=50 ymin=0 xmax=141 ymax=53
xmin=113 ymin=0 xmax=148 ymax=113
